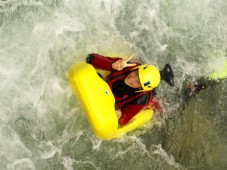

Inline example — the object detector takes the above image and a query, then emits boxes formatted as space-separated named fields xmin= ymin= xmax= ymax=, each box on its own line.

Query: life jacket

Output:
xmin=106 ymin=65 xmax=152 ymax=108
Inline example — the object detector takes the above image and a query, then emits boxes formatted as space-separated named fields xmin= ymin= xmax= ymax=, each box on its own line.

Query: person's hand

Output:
xmin=112 ymin=55 xmax=136 ymax=71
xmin=115 ymin=109 xmax=122 ymax=119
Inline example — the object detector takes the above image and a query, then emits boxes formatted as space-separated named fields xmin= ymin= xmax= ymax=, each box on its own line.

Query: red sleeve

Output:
xmin=118 ymin=104 xmax=144 ymax=125
xmin=88 ymin=53 xmax=121 ymax=71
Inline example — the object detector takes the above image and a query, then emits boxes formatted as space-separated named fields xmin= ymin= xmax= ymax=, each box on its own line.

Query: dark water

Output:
xmin=0 ymin=0 xmax=226 ymax=169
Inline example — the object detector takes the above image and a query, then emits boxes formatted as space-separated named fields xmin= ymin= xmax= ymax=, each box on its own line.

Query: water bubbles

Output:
xmin=39 ymin=141 xmax=61 ymax=159
xmin=7 ymin=158 xmax=35 ymax=170
xmin=61 ymin=156 xmax=75 ymax=170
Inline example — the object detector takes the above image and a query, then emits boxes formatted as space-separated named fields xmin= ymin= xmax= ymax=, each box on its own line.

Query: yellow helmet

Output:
xmin=133 ymin=64 xmax=161 ymax=91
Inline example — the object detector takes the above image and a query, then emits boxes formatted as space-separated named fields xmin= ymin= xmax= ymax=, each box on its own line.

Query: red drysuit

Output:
xmin=87 ymin=53 xmax=160 ymax=125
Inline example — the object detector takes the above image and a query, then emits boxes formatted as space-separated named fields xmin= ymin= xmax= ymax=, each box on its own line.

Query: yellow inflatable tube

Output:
xmin=209 ymin=59 xmax=227 ymax=80
xmin=68 ymin=62 xmax=153 ymax=140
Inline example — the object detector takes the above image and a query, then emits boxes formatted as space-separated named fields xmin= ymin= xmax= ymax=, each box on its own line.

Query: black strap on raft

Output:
xmin=160 ymin=64 xmax=174 ymax=87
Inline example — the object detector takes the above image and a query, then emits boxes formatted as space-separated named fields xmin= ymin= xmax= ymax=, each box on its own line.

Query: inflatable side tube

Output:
xmin=113 ymin=109 xmax=153 ymax=138
xmin=68 ymin=63 xmax=118 ymax=139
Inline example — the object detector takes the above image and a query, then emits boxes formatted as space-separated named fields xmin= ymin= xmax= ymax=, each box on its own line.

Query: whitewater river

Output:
xmin=0 ymin=0 xmax=226 ymax=169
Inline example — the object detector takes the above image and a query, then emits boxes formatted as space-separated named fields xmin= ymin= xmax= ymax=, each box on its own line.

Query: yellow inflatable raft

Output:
xmin=68 ymin=62 xmax=153 ymax=140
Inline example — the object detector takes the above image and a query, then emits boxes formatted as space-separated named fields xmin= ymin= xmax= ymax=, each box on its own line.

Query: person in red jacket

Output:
xmin=86 ymin=53 xmax=174 ymax=125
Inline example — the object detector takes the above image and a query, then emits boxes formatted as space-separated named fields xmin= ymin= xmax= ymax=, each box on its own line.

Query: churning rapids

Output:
xmin=0 ymin=0 xmax=226 ymax=170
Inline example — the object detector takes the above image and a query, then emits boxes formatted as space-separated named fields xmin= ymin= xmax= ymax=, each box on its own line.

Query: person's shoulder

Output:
xmin=134 ymin=92 xmax=151 ymax=105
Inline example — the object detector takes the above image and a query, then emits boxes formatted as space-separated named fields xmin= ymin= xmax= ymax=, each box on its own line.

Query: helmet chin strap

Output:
xmin=160 ymin=64 xmax=174 ymax=87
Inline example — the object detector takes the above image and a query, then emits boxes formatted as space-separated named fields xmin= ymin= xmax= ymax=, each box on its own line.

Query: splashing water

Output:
xmin=0 ymin=0 xmax=227 ymax=169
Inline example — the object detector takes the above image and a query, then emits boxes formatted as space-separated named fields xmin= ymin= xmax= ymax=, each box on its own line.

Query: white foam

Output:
xmin=0 ymin=125 xmax=32 ymax=164
xmin=90 ymin=136 xmax=102 ymax=150
xmin=53 ymin=10 xmax=86 ymax=36
xmin=7 ymin=158 xmax=35 ymax=170
xmin=39 ymin=141 xmax=61 ymax=159
xmin=61 ymin=156 xmax=75 ymax=170
xmin=209 ymin=56 xmax=226 ymax=72
xmin=153 ymin=144 xmax=181 ymax=168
